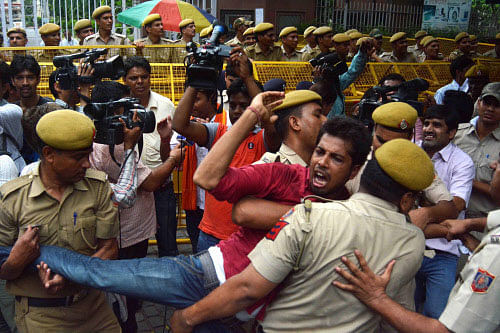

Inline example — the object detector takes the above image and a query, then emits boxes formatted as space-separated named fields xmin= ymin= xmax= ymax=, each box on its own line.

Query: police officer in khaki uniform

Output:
xmin=334 ymin=208 xmax=500 ymax=333
xmin=299 ymin=26 xmax=317 ymax=53
xmin=407 ymin=30 xmax=427 ymax=58
xmin=469 ymin=34 xmax=482 ymax=57
xmin=417 ymin=36 xmax=444 ymax=62
xmin=279 ymin=26 xmax=302 ymax=62
xmin=170 ymin=18 xmax=196 ymax=63
xmin=332 ymin=33 xmax=350 ymax=61
xmin=346 ymin=31 xmax=363 ymax=61
xmin=447 ymin=32 xmax=472 ymax=61
xmin=301 ymin=26 xmax=333 ymax=62
xmin=225 ymin=17 xmax=249 ymax=47
xmin=5 ymin=27 xmax=28 ymax=61
xmin=242 ymin=27 xmax=256 ymax=48
xmin=245 ymin=22 xmax=283 ymax=61
xmin=483 ymin=32 xmax=500 ymax=59
xmin=0 ymin=110 xmax=120 ymax=332
xmin=381 ymin=32 xmax=418 ymax=62
xmin=369 ymin=28 xmax=384 ymax=57
xmin=35 ymin=23 xmax=69 ymax=62
xmin=74 ymin=19 xmax=94 ymax=46
xmin=83 ymin=6 xmax=132 ymax=59
xmin=169 ymin=139 xmax=435 ymax=332
xmin=134 ymin=14 xmax=172 ymax=63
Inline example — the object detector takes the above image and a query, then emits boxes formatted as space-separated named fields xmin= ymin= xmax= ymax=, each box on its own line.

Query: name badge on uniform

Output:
xmin=471 ymin=268 xmax=495 ymax=293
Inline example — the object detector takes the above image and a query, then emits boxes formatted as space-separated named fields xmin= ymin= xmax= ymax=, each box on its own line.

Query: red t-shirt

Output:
xmin=198 ymin=124 xmax=267 ymax=240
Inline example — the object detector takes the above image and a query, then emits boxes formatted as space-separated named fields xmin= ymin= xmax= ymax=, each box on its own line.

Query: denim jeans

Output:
xmin=154 ymin=182 xmax=178 ymax=257
xmin=0 ymin=279 xmax=16 ymax=332
xmin=0 ymin=246 xmax=230 ymax=332
xmin=197 ymin=231 xmax=221 ymax=252
xmin=414 ymin=252 xmax=458 ymax=319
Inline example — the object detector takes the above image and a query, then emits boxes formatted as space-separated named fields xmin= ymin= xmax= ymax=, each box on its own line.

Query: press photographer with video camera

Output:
xmin=173 ymin=24 xmax=281 ymax=249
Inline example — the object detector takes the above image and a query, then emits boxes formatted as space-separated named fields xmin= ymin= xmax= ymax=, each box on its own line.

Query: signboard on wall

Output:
xmin=422 ymin=0 xmax=472 ymax=32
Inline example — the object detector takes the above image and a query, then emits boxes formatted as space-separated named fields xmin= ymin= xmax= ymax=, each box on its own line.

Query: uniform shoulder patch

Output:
xmin=471 ymin=268 xmax=495 ymax=293
xmin=265 ymin=208 xmax=294 ymax=241
xmin=491 ymin=235 xmax=500 ymax=244
xmin=0 ymin=176 xmax=32 ymax=198
xmin=85 ymin=169 xmax=108 ymax=182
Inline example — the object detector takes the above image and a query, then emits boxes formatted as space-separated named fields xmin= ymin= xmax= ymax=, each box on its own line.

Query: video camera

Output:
xmin=185 ymin=20 xmax=232 ymax=90
xmin=52 ymin=49 xmax=126 ymax=90
xmin=309 ymin=52 xmax=348 ymax=83
xmin=83 ymin=97 xmax=156 ymax=146
xmin=357 ymin=78 xmax=430 ymax=129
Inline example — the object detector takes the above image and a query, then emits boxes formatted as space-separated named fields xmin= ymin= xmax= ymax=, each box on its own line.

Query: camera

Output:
xmin=309 ymin=52 xmax=348 ymax=83
xmin=83 ymin=97 xmax=156 ymax=146
xmin=357 ymin=78 xmax=430 ymax=129
xmin=52 ymin=49 xmax=126 ymax=90
xmin=185 ymin=21 xmax=232 ymax=90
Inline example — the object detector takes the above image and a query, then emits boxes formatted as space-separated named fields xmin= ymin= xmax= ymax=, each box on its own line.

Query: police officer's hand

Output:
xmin=10 ymin=226 xmax=40 ymax=268
xmin=133 ymin=41 xmax=145 ymax=50
xmin=170 ymin=309 xmax=193 ymax=333
xmin=157 ymin=116 xmax=173 ymax=141
xmin=333 ymin=250 xmax=395 ymax=307
xmin=249 ymin=91 xmax=285 ymax=125
xmin=37 ymin=261 xmax=66 ymax=295
xmin=229 ymin=46 xmax=251 ymax=79
xmin=120 ymin=112 xmax=143 ymax=151
xmin=440 ymin=218 xmax=471 ymax=241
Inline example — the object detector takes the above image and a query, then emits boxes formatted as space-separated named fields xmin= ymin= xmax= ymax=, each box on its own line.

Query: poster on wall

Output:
xmin=422 ymin=0 xmax=472 ymax=32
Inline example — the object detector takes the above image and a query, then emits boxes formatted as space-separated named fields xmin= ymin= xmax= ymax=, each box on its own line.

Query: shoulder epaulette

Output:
xmin=0 ymin=175 xmax=32 ymax=199
xmin=458 ymin=123 xmax=472 ymax=130
xmin=85 ymin=169 xmax=108 ymax=182
xmin=114 ymin=33 xmax=126 ymax=39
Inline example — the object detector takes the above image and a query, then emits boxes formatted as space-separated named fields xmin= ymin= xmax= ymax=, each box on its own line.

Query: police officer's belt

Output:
xmin=16 ymin=289 xmax=88 ymax=307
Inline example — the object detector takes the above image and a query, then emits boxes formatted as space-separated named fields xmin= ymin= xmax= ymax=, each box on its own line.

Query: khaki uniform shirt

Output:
xmin=301 ymin=45 xmax=321 ymax=62
xmin=225 ymin=36 xmax=244 ymax=47
xmin=448 ymin=49 xmax=468 ymax=61
xmin=0 ymin=165 xmax=118 ymax=298
xmin=249 ymin=192 xmax=425 ymax=332
xmin=169 ymin=39 xmax=195 ymax=63
xmin=254 ymin=143 xmax=307 ymax=166
xmin=34 ymin=49 xmax=71 ymax=63
xmin=439 ymin=209 xmax=500 ymax=333
xmin=346 ymin=151 xmax=453 ymax=204
xmin=280 ymin=45 xmax=302 ymax=62
xmin=454 ymin=122 xmax=500 ymax=218
xmin=299 ymin=44 xmax=314 ymax=54
xmin=135 ymin=36 xmax=172 ymax=63
xmin=417 ymin=52 xmax=445 ymax=63
xmin=408 ymin=44 xmax=424 ymax=58
xmin=83 ymin=32 xmax=132 ymax=58
xmin=380 ymin=51 xmax=418 ymax=63
xmin=245 ymin=42 xmax=283 ymax=61
xmin=483 ymin=48 xmax=499 ymax=59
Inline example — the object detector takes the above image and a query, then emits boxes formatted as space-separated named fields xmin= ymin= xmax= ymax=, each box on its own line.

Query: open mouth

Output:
xmin=423 ymin=132 xmax=436 ymax=141
xmin=312 ymin=168 xmax=329 ymax=188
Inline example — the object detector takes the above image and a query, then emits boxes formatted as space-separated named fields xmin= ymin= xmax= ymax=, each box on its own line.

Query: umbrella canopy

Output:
xmin=117 ymin=0 xmax=215 ymax=33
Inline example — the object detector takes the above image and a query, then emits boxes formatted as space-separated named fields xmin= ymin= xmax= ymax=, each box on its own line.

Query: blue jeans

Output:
xmin=197 ymin=231 xmax=220 ymax=252
xmin=414 ymin=252 xmax=458 ymax=319
xmin=155 ymin=182 xmax=178 ymax=257
xmin=0 ymin=246 xmax=231 ymax=332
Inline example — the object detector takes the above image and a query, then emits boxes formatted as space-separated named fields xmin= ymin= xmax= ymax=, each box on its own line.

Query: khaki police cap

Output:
xmin=243 ymin=27 xmax=254 ymax=36
xmin=245 ymin=20 xmax=254 ymax=26
xmin=469 ymin=34 xmax=477 ymax=41
xmin=304 ymin=26 xmax=317 ymax=38
xmin=36 ymin=110 xmax=96 ymax=150
xmin=390 ymin=32 xmax=406 ymax=43
xmin=372 ymin=102 xmax=418 ymax=131
xmin=375 ymin=139 xmax=434 ymax=191
xmin=74 ymin=19 xmax=92 ymax=32
xmin=333 ymin=33 xmax=350 ymax=43
xmin=313 ymin=26 xmax=333 ymax=36
xmin=455 ymin=32 xmax=469 ymax=43
xmin=254 ymin=22 xmax=274 ymax=34
xmin=495 ymin=32 xmax=500 ymax=41
xmin=349 ymin=31 xmax=363 ymax=40
xmin=233 ymin=17 xmax=246 ymax=28
xmin=345 ymin=29 xmax=358 ymax=35
xmin=200 ymin=25 xmax=213 ymax=38
xmin=356 ymin=36 xmax=371 ymax=46
xmin=7 ymin=27 xmax=26 ymax=36
xmin=414 ymin=30 xmax=427 ymax=39
xmin=142 ymin=14 xmax=161 ymax=27
xmin=273 ymin=90 xmax=322 ymax=112
xmin=179 ymin=18 xmax=194 ymax=29
xmin=421 ymin=36 xmax=438 ymax=47
xmin=279 ymin=26 xmax=297 ymax=38
xmin=92 ymin=6 xmax=112 ymax=19
xmin=39 ymin=23 xmax=60 ymax=36
xmin=465 ymin=64 xmax=489 ymax=78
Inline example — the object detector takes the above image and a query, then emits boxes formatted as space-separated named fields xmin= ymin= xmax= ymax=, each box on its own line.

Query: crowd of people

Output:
xmin=0 ymin=4 xmax=498 ymax=333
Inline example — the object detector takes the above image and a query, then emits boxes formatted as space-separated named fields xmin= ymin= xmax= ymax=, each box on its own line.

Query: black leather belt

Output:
xmin=16 ymin=295 xmax=76 ymax=307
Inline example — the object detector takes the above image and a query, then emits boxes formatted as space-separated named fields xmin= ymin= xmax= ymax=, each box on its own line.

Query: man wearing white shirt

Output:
xmin=415 ymin=105 xmax=475 ymax=318
xmin=122 ymin=56 xmax=179 ymax=258
xmin=434 ymin=56 xmax=474 ymax=104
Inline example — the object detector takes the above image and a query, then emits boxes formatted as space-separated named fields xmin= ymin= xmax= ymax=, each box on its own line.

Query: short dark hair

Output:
xmin=48 ymin=69 xmax=60 ymax=98
xmin=443 ymin=90 xmax=474 ymax=124
xmin=227 ymin=78 xmax=251 ymax=100
xmin=91 ymin=81 xmax=130 ymax=103
xmin=360 ymin=157 xmax=414 ymax=205
xmin=123 ymin=56 xmax=151 ymax=77
xmin=378 ymin=73 xmax=405 ymax=86
xmin=424 ymin=104 xmax=459 ymax=131
xmin=316 ymin=117 xmax=371 ymax=167
xmin=274 ymin=104 xmax=304 ymax=140
xmin=10 ymin=55 xmax=40 ymax=77
xmin=450 ymin=55 xmax=474 ymax=80
xmin=22 ymin=103 xmax=64 ymax=153
xmin=310 ymin=80 xmax=337 ymax=106
xmin=0 ymin=61 xmax=11 ymax=85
